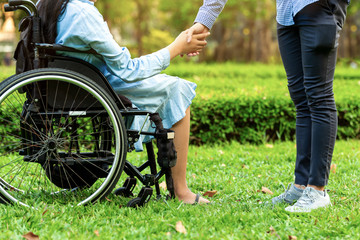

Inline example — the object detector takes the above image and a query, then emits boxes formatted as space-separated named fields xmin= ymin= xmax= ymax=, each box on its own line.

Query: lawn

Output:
xmin=0 ymin=140 xmax=359 ymax=239
xmin=164 ymin=62 xmax=360 ymax=102
xmin=2 ymin=63 xmax=360 ymax=102
xmin=0 ymin=63 xmax=359 ymax=239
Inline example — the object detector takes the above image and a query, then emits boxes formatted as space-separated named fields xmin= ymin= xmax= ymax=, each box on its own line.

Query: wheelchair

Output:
xmin=0 ymin=0 xmax=177 ymax=207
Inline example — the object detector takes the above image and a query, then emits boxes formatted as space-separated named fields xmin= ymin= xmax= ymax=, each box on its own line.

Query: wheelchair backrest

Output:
xmin=5 ymin=0 xmax=125 ymax=111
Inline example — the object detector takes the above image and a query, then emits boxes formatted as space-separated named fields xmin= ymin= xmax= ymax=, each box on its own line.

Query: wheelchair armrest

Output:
xmin=36 ymin=43 xmax=98 ymax=55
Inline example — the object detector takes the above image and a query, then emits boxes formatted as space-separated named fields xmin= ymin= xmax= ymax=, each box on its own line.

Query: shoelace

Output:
xmin=294 ymin=189 xmax=315 ymax=207
xmin=275 ymin=183 xmax=291 ymax=200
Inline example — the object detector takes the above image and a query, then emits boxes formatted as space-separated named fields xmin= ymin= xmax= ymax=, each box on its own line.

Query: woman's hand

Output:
xmin=186 ymin=23 xmax=210 ymax=57
xmin=166 ymin=31 xmax=210 ymax=60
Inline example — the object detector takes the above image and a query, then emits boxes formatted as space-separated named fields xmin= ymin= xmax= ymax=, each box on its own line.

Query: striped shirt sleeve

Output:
xmin=194 ymin=0 xmax=228 ymax=30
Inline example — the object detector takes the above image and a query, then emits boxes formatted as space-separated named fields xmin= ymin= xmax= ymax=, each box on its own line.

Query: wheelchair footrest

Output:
xmin=127 ymin=187 xmax=153 ymax=208
xmin=114 ymin=177 xmax=136 ymax=197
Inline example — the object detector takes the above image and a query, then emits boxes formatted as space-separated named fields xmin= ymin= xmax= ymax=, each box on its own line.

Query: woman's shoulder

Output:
xmin=65 ymin=0 xmax=102 ymax=19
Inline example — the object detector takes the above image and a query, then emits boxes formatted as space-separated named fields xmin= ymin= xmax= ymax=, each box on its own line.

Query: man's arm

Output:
xmin=186 ymin=0 xmax=227 ymax=54
xmin=194 ymin=0 xmax=228 ymax=31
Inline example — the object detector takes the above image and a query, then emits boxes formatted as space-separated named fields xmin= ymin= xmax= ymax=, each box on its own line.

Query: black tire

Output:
xmin=0 ymin=68 xmax=127 ymax=206
xmin=127 ymin=197 xmax=142 ymax=208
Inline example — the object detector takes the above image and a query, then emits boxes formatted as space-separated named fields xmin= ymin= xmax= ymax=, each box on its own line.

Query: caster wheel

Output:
xmin=127 ymin=197 xmax=142 ymax=208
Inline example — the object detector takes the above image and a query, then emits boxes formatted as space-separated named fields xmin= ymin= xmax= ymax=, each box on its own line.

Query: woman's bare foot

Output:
xmin=175 ymin=189 xmax=210 ymax=204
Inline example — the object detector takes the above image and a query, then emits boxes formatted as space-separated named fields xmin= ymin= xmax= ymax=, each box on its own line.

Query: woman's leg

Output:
xmin=171 ymin=107 xmax=209 ymax=204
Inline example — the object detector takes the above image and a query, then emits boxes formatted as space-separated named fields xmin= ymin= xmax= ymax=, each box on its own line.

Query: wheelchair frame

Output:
xmin=0 ymin=0 xmax=176 ymax=207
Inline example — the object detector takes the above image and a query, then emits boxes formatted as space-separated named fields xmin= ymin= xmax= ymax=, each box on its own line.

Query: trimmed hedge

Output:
xmin=1 ymin=64 xmax=360 ymax=145
xmin=190 ymin=95 xmax=360 ymax=145
xmin=164 ymin=63 xmax=360 ymax=145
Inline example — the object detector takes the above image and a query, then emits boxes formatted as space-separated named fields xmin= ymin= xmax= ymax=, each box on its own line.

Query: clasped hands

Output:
xmin=185 ymin=23 xmax=210 ymax=57
xmin=167 ymin=23 xmax=210 ymax=59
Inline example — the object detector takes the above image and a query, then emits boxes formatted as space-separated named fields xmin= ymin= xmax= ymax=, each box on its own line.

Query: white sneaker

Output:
xmin=271 ymin=183 xmax=303 ymax=205
xmin=285 ymin=187 xmax=331 ymax=213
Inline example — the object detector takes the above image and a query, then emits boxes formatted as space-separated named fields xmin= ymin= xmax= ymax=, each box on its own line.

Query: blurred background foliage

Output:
xmin=1 ymin=0 xmax=360 ymax=63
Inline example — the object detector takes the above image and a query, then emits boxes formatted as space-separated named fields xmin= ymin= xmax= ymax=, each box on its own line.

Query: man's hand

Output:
xmin=167 ymin=31 xmax=209 ymax=60
xmin=185 ymin=23 xmax=210 ymax=57
xmin=186 ymin=23 xmax=209 ymax=42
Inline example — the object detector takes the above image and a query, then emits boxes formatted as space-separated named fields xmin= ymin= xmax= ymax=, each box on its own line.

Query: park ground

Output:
xmin=0 ymin=63 xmax=359 ymax=239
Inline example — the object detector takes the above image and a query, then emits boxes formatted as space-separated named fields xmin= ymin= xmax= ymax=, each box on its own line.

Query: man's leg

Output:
xmin=271 ymin=24 xmax=311 ymax=205
xmin=277 ymin=24 xmax=311 ymax=187
xmin=285 ymin=0 xmax=349 ymax=212
xmin=297 ymin=0 xmax=348 ymax=188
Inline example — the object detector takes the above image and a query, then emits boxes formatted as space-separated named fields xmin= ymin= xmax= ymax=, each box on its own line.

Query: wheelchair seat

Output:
xmin=0 ymin=0 xmax=177 ymax=208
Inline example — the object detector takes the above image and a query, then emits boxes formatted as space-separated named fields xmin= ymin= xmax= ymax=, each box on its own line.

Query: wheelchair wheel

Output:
xmin=0 ymin=68 xmax=127 ymax=206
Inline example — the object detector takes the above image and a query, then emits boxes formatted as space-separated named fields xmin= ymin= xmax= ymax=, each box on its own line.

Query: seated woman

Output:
xmin=37 ymin=0 xmax=210 ymax=204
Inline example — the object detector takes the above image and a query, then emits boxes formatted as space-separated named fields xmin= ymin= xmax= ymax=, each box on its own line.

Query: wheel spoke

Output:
xmin=0 ymin=70 xmax=126 ymax=206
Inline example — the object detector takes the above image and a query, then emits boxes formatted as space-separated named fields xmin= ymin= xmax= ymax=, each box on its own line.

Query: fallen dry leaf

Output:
xmin=94 ymin=230 xmax=100 ymax=237
xmin=203 ymin=190 xmax=217 ymax=197
xmin=267 ymin=226 xmax=280 ymax=239
xmin=265 ymin=144 xmax=274 ymax=148
xmin=341 ymin=197 xmax=347 ymax=200
xmin=330 ymin=164 xmax=337 ymax=174
xmin=23 ymin=232 xmax=39 ymax=240
xmin=42 ymin=209 xmax=48 ymax=216
xmin=289 ymin=236 xmax=297 ymax=240
xmin=261 ymin=187 xmax=273 ymax=195
xmin=175 ymin=221 xmax=187 ymax=234
xmin=159 ymin=181 xmax=167 ymax=191
xmin=269 ymin=226 xmax=276 ymax=234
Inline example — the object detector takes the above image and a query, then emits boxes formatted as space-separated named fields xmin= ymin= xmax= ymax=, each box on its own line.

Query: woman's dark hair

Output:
xmin=37 ymin=0 xmax=70 ymax=43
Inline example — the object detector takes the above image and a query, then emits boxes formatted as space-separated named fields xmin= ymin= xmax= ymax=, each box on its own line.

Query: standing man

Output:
xmin=272 ymin=0 xmax=350 ymax=212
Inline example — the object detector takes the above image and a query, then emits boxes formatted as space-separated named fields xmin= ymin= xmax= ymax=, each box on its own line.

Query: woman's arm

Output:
xmin=58 ymin=3 xmax=207 ymax=83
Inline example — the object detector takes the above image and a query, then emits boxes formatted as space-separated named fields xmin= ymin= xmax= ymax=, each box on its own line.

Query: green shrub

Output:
xmin=1 ymin=63 xmax=359 ymax=145
xmin=190 ymin=95 xmax=360 ymax=145
xmin=165 ymin=63 xmax=360 ymax=144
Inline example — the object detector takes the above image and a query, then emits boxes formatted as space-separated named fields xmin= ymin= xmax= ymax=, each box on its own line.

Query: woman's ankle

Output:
xmin=174 ymin=187 xmax=192 ymax=200
xmin=174 ymin=188 xmax=210 ymax=204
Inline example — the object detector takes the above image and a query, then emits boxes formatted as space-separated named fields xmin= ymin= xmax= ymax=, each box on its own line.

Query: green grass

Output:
xmin=164 ymin=62 xmax=360 ymax=102
xmin=2 ymin=63 xmax=360 ymax=102
xmin=0 ymin=140 xmax=359 ymax=239
xmin=0 ymin=65 xmax=15 ymax=80
xmin=0 ymin=63 xmax=359 ymax=238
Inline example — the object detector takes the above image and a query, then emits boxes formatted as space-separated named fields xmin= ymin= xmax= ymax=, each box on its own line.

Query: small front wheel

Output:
xmin=127 ymin=197 xmax=142 ymax=208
